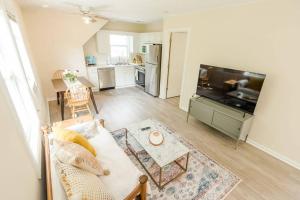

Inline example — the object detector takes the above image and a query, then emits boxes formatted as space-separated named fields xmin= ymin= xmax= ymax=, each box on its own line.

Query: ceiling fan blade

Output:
xmin=91 ymin=14 xmax=108 ymax=21
xmin=61 ymin=1 xmax=110 ymax=24
xmin=90 ymin=5 xmax=110 ymax=12
xmin=90 ymin=17 xmax=97 ymax=23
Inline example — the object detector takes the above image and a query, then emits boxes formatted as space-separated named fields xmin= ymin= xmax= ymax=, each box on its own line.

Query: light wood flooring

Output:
xmin=49 ymin=87 xmax=300 ymax=200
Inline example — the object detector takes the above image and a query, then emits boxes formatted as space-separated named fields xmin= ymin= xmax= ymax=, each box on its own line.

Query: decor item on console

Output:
xmin=188 ymin=64 xmax=266 ymax=148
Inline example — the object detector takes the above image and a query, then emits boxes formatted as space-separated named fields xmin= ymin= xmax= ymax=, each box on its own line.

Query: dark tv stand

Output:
xmin=187 ymin=96 xmax=254 ymax=149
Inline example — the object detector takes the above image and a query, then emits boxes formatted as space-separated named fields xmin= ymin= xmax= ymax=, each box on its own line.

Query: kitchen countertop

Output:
xmin=87 ymin=63 xmax=144 ymax=69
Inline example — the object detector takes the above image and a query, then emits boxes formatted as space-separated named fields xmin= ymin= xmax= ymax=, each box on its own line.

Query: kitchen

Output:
xmin=83 ymin=29 xmax=162 ymax=97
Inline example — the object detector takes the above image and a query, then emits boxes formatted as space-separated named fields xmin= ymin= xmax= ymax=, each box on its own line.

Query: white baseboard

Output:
xmin=115 ymin=84 xmax=136 ymax=89
xmin=247 ymin=139 xmax=300 ymax=170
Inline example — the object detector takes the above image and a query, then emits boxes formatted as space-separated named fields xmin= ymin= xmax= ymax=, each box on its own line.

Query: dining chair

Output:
xmin=52 ymin=70 xmax=65 ymax=79
xmin=52 ymin=70 xmax=65 ymax=104
xmin=65 ymin=86 xmax=91 ymax=118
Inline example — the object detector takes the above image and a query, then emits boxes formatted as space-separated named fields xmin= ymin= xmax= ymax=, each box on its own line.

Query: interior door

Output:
xmin=167 ymin=32 xmax=187 ymax=98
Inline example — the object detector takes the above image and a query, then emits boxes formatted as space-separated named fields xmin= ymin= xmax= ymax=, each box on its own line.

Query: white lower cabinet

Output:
xmin=115 ymin=66 xmax=135 ymax=88
xmin=86 ymin=67 xmax=99 ymax=91
xmin=87 ymin=65 xmax=136 ymax=90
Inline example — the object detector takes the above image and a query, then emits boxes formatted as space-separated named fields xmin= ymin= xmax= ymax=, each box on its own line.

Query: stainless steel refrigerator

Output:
xmin=145 ymin=44 xmax=162 ymax=96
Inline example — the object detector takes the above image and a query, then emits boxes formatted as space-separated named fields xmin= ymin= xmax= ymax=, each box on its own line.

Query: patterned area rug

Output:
xmin=111 ymin=123 xmax=241 ymax=200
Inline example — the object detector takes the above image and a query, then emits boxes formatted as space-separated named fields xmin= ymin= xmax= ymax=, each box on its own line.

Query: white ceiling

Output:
xmin=17 ymin=0 xmax=257 ymax=23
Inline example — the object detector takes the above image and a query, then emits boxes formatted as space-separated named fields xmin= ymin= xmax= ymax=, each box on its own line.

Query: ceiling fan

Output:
xmin=64 ymin=2 xmax=108 ymax=24
xmin=80 ymin=8 xmax=99 ymax=24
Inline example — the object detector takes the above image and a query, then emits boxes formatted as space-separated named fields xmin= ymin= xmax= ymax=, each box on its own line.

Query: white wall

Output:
xmin=22 ymin=8 xmax=108 ymax=99
xmin=144 ymin=20 xmax=163 ymax=32
xmin=102 ymin=20 xmax=146 ymax=32
xmin=0 ymin=81 xmax=42 ymax=200
xmin=0 ymin=0 xmax=44 ymax=199
xmin=101 ymin=20 xmax=163 ymax=32
xmin=83 ymin=33 xmax=98 ymax=58
xmin=5 ymin=0 xmax=48 ymax=123
xmin=161 ymin=0 xmax=300 ymax=168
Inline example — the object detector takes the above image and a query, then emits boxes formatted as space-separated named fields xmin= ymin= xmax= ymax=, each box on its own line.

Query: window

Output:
xmin=109 ymin=34 xmax=133 ymax=64
xmin=9 ymin=18 xmax=36 ymax=89
xmin=0 ymin=10 xmax=40 ymax=175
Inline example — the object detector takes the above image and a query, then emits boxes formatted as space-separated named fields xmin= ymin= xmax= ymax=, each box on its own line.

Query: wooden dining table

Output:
xmin=51 ymin=77 xmax=99 ymax=120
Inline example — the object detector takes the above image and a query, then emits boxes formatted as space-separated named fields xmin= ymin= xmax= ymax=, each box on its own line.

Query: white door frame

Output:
xmin=162 ymin=28 xmax=190 ymax=109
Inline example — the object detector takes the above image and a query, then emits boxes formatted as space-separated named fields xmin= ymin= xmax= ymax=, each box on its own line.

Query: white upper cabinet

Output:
xmin=95 ymin=31 xmax=162 ymax=61
xmin=96 ymin=30 xmax=110 ymax=64
xmin=138 ymin=32 xmax=162 ymax=44
xmin=96 ymin=30 xmax=110 ymax=54
xmin=137 ymin=32 xmax=162 ymax=54
xmin=151 ymin=32 xmax=163 ymax=44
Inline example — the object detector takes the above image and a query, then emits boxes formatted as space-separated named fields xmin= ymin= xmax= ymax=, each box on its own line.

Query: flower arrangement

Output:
xmin=63 ymin=70 xmax=78 ymax=82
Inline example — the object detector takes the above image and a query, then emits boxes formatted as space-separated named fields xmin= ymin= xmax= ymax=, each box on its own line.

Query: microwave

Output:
xmin=141 ymin=44 xmax=153 ymax=54
xmin=141 ymin=45 xmax=147 ymax=54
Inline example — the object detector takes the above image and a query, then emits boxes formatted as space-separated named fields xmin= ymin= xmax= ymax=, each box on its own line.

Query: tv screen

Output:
xmin=196 ymin=64 xmax=266 ymax=114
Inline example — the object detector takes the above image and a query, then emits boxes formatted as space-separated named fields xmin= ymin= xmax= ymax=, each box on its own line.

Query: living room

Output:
xmin=0 ymin=0 xmax=300 ymax=200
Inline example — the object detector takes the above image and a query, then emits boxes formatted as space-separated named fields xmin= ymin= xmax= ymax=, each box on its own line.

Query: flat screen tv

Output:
xmin=196 ymin=64 xmax=266 ymax=114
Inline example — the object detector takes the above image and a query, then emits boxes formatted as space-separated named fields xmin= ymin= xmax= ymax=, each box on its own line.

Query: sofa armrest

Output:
xmin=124 ymin=175 xmax=148 ymax=200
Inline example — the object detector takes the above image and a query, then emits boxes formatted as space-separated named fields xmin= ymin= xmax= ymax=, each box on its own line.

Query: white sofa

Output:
xmin=43 ymin=118 xmax=150 ymax=200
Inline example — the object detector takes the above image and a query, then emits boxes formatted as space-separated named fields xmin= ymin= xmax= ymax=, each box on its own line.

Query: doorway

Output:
xmin=166 ymin=32 xmax=188 ymax=100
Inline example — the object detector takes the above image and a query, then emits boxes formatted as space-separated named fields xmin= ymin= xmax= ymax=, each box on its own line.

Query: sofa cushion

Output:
xmin=89 ymin=127 xmax=151 ymax=200
xmin=67 ymin=120 xmax=100 ymax=139
xmin=53 ymin=127 xmax=97 ymax=156
xmin=55 ymin=160 xmax=113 ymax=200
xmin=54 ymin=140 xmax=106 ymax=176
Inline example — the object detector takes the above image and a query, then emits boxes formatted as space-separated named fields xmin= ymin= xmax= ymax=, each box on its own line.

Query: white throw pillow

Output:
xmin=67 ymin=120 xmax=100 ymax=139
xmin=54 ymin=140 xmax=106 ymax=176
xmin=55 ymin=160 xmax=114 ymax=200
